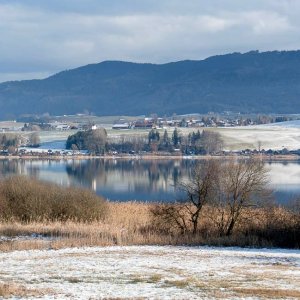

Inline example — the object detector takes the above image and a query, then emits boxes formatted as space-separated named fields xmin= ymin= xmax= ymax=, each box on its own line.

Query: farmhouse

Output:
xmin=112 ymin=123 xmax=130 ymax=130
xmin=134 ymin=119 xmax=154 ymax=129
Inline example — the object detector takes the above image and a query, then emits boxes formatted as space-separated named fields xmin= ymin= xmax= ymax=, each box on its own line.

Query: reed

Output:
xmin=0 ymin=201 xmax=299 ymax=251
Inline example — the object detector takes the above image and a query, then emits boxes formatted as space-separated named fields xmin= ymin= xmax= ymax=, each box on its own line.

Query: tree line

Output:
xmin=66 ymin=128 xmax=223 ymax=155
xmin=0 ymin=132 xmax=40 ymax=154
xmin=0 ymin=134 xmax=20 ymax=154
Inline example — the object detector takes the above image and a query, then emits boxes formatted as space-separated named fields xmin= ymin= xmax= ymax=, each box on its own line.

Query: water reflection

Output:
xmin=65 ymin=159 xmax=193 ymax=201
xmin=0 ymin=159 xmax=299 ymax=203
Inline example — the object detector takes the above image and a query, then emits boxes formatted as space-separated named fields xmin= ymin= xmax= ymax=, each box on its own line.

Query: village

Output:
xmin=0 ymin=112 xmax=300 ymax=159
xmin=1 ymin=111 xmax=298 ymax=132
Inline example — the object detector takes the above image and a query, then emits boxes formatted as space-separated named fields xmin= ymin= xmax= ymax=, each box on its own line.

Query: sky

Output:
xmin=0 ymin=0 xmax=300 ymax=83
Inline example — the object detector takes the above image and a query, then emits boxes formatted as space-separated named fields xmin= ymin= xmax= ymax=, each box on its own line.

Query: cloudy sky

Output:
xmin=0 ymin=0 xmax=300 ymax=82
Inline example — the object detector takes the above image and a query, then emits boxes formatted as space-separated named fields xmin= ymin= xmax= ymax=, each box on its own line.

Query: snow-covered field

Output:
xmin=265 ymin=120 xmax=300 ymax=128
xmin=0 ymin=246 xmax=299 ymax=299
xmin=37 ymin=124 xmax=300 ymax=152
xmin=219 ymin=126 xmax=300 ymax=151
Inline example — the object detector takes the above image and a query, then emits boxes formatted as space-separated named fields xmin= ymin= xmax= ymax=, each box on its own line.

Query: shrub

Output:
xmin=0 ymin=176 xmax=107 ymax=222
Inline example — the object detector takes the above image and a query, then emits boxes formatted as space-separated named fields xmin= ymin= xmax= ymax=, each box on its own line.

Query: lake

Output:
xmin=0 ymin=158 xmax=299 ymax=204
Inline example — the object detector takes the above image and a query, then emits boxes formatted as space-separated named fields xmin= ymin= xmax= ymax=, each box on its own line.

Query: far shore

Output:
xmin=0 ymin=153 xmax=299 ymax=161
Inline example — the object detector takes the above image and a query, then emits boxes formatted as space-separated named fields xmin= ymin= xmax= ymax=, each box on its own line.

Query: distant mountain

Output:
xmin=1 ymin=50 xmax=300 ymax=119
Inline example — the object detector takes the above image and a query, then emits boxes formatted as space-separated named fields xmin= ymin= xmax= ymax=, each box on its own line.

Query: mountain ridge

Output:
xmin=1 ymin=50 xmax=300 ymax=119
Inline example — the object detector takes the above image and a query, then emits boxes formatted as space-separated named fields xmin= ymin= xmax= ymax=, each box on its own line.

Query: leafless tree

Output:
xmin=31 ymin=124 xmax=41 ymax=131
xmin=257 ymin=140 xmax=262 ymax=152
xmin=28 ymin=132 xmax=40 ymax=147
xmin=86 ymin=128 xmax=107 ymax=154
xmin=179 ymin=160 xmax=220 ymax=233
xmin=131 ymin=136 xmax=146 ymax=152
xmin=201 ymin=130 xmax=223 ymax=154
xmin=213 ymin=158 xmax=270 ymax=236
xmin=151 ymin=159 xmax=220 ymax=234
xmin=71 ymin=144 xmax=79 ymax=152
xmin=152 ymin=158 xmax=270 ymax=237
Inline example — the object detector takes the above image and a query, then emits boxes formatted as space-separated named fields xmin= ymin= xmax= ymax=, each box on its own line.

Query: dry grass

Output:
xmin=0 ymin=202 xmax=299 ymax=251
xmin=0 ymin=202 xmax=203 ymax=251
xmin=0 ymin=202 xmax=142 ymax=250
xmin=0 ymin=282 xmax=52 ymax=298
xmin=0 ymin=176 xmax=107 ymax=222
xmin=234 ymin=288 xmax=300 ymax=299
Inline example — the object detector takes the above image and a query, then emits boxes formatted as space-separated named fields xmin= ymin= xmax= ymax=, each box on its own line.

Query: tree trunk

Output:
xmin=225 ymin=218 xmax=235 ymax=236
xmin=192 ymin=210 xmax=200 ymax=234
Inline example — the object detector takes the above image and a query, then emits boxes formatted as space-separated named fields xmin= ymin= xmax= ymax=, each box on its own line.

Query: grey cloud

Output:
xmin=1 ymin=0 xmax=300 ymax=82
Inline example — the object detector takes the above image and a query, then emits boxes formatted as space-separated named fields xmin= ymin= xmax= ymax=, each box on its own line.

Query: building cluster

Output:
xmin=111 ymin=116 xmax=256 ymax=130
xmin=0 ymin=112 xmax=295 ymax=133
xmin=21 ymin=121 xmax=99 ymax=132
xmin=17 ymin=148 xmax=89 ymax=156
xmin=226 ymin=148 xmax=300 ymax=156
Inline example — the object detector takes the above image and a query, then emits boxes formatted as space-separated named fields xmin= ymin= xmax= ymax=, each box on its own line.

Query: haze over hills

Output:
xmin=1 ymin=50 xmax=300 ymax=119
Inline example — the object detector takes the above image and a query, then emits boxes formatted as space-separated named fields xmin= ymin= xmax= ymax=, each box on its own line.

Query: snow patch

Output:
xmin=0 ymin=245 xmax=299 ymax=299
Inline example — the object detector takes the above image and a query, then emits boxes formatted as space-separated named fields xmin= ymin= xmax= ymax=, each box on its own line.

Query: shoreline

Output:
xmin=0 ymin=153 xmax=299 ymax=161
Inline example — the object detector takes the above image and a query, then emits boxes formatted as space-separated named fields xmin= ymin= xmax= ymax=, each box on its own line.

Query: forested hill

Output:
xmin=1 ymin=50 xmax=300 ymax=119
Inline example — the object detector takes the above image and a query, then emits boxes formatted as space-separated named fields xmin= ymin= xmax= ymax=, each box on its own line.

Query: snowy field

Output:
xmin=219 ymin=126 xmax=300 ymax=151
xmin=36 ymin=125 xmax=300 ymax=152
xmin=265 ymin=120 xmax=300 ymax=128
xmin=0 ymin=246 xmax=299 ymax=299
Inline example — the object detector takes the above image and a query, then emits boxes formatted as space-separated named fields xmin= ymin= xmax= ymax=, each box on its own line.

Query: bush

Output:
xmin=245 ymin=206 xmax=300 ymax=248
xmin=0 ymin=176 xmax=107 ymax=222
xmin=151 ymin=203 xmax=300 ymax=248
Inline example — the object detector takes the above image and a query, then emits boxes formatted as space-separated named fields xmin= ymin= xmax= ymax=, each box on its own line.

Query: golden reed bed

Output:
xmin=1 ymin=202 xmax=299 ymax=251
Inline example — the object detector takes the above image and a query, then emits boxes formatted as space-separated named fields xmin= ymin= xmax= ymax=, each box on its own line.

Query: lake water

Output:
xmin=0 ymin=158 xmax=299 ymax=204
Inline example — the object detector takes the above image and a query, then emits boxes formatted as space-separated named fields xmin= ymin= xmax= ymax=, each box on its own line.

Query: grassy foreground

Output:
xmin=0 ymin=176 xmax=299 ymax=251
xmin=0 ymin=201 xmax=299 ymax=251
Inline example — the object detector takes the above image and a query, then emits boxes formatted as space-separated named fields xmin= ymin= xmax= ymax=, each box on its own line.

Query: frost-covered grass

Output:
xmin=0 ymin=245 xmax=299 ymax=299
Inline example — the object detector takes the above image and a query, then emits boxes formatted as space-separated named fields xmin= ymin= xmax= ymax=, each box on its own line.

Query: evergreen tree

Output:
xmin=162 ymin=129 xmax=169 ymax=145
xmin=172 ymin=128 xmax=180 ymax=146
xmin=148 ymin=129 xmax=160 ymax=144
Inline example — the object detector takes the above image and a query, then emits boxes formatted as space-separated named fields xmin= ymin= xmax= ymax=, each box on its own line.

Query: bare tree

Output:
xmin=87 ymin=128 xmax=107 ymax=154
xmin=201 ymin=131 xmax=223 ymax=154
xmin=71 ymin=144 xmax=79 ymax=153
xmin=152 ymin=158 xmax=270 ymax=237
xmin=213 ymin=158 xmax=270 ymax=236
xmin=28 ymin=132 xmax=40 ymax=147
xmin=131 ymin=136 xmax=146 ymax=153
xmin=179 ymin=160 xmax=220 ymax=233
xmin=31 ymin=124 xmax=41 ymax=131
xmin=257 ymin=140 xmax=262 ymax=152
xmin=0 ymin=133 xmax=21 ymax=153
xmin=151 ymin=159 xmax=220 ymax=234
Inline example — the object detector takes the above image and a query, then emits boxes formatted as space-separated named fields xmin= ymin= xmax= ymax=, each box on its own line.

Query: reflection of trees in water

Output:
xmin=0 ymin=159 xmax=26 ymax=179
xmin=1 ymin=159 xmax=299 ymax=202
xmin=66 ymin=160 xmax=106 ymax=188
xmin=26 ymin=166 xmax=40 ymax=178
xmin=65 ymin=159 xmax=196 ymax=193
xmin=173 ymin=160 xmax=196 ymax=188
xmin=0 ymin=159 xmax=213 ymax=196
